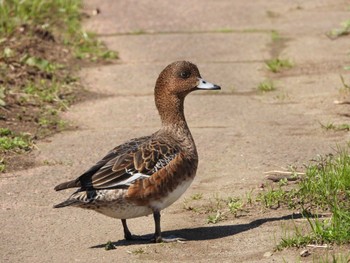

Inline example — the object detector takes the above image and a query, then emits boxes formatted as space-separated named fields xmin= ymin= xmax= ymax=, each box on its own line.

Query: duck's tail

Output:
xmin=53 ymin=199 xmax=79 ymax=208
xmin=54 ymin=179 xmax=80 ymax=191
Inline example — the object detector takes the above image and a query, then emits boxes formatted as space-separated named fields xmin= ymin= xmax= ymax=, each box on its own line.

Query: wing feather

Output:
xmin=55 ymin=134 xmax=179 ymax=191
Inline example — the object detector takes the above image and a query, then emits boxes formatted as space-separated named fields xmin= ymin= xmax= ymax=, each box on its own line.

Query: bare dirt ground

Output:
xmin=2 ymin=0 xmax=350 ymax=262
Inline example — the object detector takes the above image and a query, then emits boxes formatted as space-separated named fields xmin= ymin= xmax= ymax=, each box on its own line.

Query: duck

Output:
xmin=54 ymin=61 xmax=221 ymax=243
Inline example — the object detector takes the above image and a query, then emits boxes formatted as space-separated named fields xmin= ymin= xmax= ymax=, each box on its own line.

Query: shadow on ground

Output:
xmin=90 ymin=213 xmax=302 ymax=249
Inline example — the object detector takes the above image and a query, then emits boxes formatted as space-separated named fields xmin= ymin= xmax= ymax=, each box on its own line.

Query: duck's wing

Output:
xmin=54 ymin=135 xmax=179 ymax=191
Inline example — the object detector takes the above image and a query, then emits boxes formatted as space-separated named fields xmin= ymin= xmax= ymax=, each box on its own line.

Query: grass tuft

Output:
xmin=207 ymin=211 xmax=225 ymax=224
xmin=265 ymin=58 xmax=293 ymax=73
xmin=320 ymin=122 xmax=350 ymax=132
xmin=104 ymin=241 xmax=116 ymax=250
xmin=270 ymin=30 xmax=280 ymax=41
xmin=0 ymin=128 xmax=32 ymax=154
xmin=257 ymin=79 xmax=276 ymax=92
xmin=340 ymin=75 xmax=350 ymax=90
xmin=328 ymin=20 xmax=350 ymax=39
xmin=259 ymin=149 xmax=350 ymax=249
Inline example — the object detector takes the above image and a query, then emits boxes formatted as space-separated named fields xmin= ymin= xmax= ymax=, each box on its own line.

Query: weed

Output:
xmin=191 ymin=193 xmax=203 ymax=200
xmin=182 ymin=195 xmax=203 ymax=213
xmin=130 ymin=29 xmax=146 ymax=35
xmin=257 ymin=187 xmax=286 ymax=209
xmin=104 ymin=241 xmax=116 ymax=250
xmin=227 ymin=197 xmax=243 ymax=216
xmin=314 ymin=252 xmax=350 ymax=263
xmin=271 ymin=30 xmax=280 ymax=41
xmin=72 ymin=32 xmax=118 ymax=61
xmin=127 ymin=248 xmax=146 ymax=255
xmin=340 ymin=75 xmax=350 ymax=90
xmin=268 ymin=149 xmax=350 ymax=248
xmin=0 ymin=130 xmax=32 ymax=152
xmin=0 ymin=0 xmax=118 ymax=171
xmin=274 ymin=90 xmax=290 ymax=101
xmin=245 ymin=189 xmax=254 ymax=205
xmin=328 ymin=20 xmax=350 ymax=39
xmin=21 ymin=55 xmax=63 ymax=73
xmin=185 ymin=194 xmax=246 ymax=223
xmin=0 ymin=128 xmax=12 ymax=136
xmin=320 ymin=122 xmax=350 ymax=131
xmin=265 ymin=58 xmax=293 ymax=73
xmin=216 ymin=28 xmax=234 ymax=33
xmin=0 ymin=86 xmax=6 ymax=106
xmin=257 ymin=79 xmax=276 ymax=92
xmin=207 ymin=211 xmax=225 ymax=224
xmin=0 ymin=158 xmax=5 ymax=172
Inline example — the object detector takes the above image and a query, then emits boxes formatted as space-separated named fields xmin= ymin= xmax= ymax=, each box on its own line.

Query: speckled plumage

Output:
xmin=54 ymin=61 xmax=220 ymax=243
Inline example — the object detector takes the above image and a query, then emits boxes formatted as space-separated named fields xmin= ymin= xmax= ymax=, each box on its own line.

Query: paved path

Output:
xmin=2 ymin=0 xmax=350 ymax=262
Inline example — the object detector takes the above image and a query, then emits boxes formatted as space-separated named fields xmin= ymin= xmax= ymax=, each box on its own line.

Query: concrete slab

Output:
xmin=83 ymin=0 xmax=348 ymax=35
xmin=80 ymin=62 xmax=265 ymax=95
xmin=3 ymin=0 xmax=350 ymax=262
xmin=284 ymin=35 xmax=350 ymax=64
xmin=99 ymin=33 xmax=271 ymax=63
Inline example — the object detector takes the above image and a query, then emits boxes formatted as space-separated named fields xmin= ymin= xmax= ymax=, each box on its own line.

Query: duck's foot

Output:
xmin=125 ymin=233 xmax=153 ymax=241
xmin=151 ymin=211 xmax=186 ymax=243
xmin=122 ymin=219 xmax=151 ymax=241
xmin=152 ymin=235 xmax=186 ymax=243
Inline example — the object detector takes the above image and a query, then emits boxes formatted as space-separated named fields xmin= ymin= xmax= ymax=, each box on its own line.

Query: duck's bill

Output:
xmin=196 ymin=78 xmax=221 ymax=90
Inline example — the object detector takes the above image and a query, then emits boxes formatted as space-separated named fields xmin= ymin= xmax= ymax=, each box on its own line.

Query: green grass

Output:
xmin=314 ymin=252 xmax=350 ymax=263
xmin=256 ymin=186 xmax=296 ymax=210
xmin=265 ymin=58 xmax=293 ymax=73
xmin=270 ymin=30 xmax=281 ymax=41
xmin=340 ymin=75 xmax=350 ymax=90
xmin=129 ymin=248 xmax=146 ymax=255
xmin=0 ymin=128 xmax=32 ymax=152
xmin=0 ymin=0 xmax=117 ymax=172
xmin=257 ymin=79 xmax=276 ymax=92
xmin=227 ymin=197 xmax=244 ymax=216
xmin=0 ymin=0 xmax=117 ymax=61
xmin=72 ymin=31 xmax=118 ymax=61
xmin=328 ymin=20 xmax=350 ymax=38
xmin=216 ymin=28 xmax=235 ymax=33
xmin=184 ymin=194 xmax=247 ymax=224
xmin=320 ymin=122 xmax=350 ymax=131
xmin=207 ymin=211 xmax=225 ymax=224
xmin=259 ymin=149 xmax=350 ymax=249
xmin=190 ymin=193 xmax=203 ymax=200
xmin=0 ymin=0 xmax=80 ymax=35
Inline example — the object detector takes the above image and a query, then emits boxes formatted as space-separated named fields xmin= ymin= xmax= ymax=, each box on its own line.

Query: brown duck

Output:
xmin=54 ymin=61 xmax=220 ymax=243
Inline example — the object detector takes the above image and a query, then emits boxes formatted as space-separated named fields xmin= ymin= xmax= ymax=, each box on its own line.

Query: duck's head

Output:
xmin=154 ymin=61 xmax=220 ymax=126
xmin=155 ymin=61 xmax=221 ymax=100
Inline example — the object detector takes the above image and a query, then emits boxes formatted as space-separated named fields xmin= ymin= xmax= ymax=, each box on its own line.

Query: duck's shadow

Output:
xmin=90 ymin=213 xmax=301 ymax=249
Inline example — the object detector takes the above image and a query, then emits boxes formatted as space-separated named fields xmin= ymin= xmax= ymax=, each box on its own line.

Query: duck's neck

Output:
xmin=156 ymin=94 xmax=196 ymax=149
xmin=156 ymin=94 xmax=188 ymax=128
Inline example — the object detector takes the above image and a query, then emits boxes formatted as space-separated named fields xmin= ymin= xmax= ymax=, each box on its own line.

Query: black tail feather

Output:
xmin=54 ymin=179 xmax=80 ymax=191
xmin=53 ymin=199 xmax=78 ymax=208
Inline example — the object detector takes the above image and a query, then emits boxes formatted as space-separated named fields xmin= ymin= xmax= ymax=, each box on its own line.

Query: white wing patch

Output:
xmin=114 ymin=168 xmax=151 ymax=186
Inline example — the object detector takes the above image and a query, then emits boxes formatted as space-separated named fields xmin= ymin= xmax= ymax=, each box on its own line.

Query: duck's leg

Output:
xmin=153 ymin=211 xmax=163 ymax=243
xmin=152 ymin=211 xmax=186 ymax=243
xmin=121 ymin=219 xmax=133 ymax=240
xmin=121 ymin=219 xmax=151 ymax=241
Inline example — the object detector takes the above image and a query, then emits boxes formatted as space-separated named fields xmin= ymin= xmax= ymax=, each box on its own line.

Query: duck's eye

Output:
xmin=180 ymin=71 xmax=191 ymax=79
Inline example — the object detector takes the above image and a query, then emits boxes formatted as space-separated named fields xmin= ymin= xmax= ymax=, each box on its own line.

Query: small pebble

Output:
xmin=263 ymin=251 xmax=273 ymax=258
xmin=300 ymin=249 xmax=310 ymax=257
